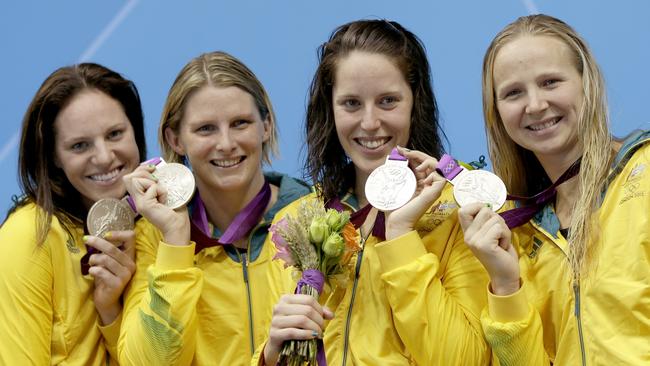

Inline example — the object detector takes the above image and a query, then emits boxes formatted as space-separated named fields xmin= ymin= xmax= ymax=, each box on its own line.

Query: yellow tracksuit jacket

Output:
xmin=483 ymin=130 xmax=650 ymax=365
xmin=0 ymin=203 xmax=121 ymax=365
xmin=118 ymin=173 xmax=310 ymax=365
xmin=253 ymin=184 xmax=490 ymax=365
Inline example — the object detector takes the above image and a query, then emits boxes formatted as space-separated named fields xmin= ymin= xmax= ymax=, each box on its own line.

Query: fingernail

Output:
xmin=83 ymin=235 xmax=90 ymax=242
xmin=311 ymin=330 xmax=319 ymax=338
xmin=151 ymin=174 xmax=158 ymax=181
xmin=148 ymin=164 xmax=156 ymax=168
xmin=103 ymin=231 xmax=112 ymax=239
xmin=485 ymin=203 xmax=492 ymax=208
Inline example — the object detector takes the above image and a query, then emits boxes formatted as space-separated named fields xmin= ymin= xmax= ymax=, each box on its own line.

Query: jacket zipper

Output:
xmin=237 ymin=249 xmax=255 ymax=356
xmin=573 ymin=280 xmax=587 ymax=366
xmin=341 ymin=241 xmax=365 ymax=366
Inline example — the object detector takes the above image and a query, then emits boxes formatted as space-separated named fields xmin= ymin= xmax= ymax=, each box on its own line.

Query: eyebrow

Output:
xmin=60 ymin=121 xmax=128 ymax=144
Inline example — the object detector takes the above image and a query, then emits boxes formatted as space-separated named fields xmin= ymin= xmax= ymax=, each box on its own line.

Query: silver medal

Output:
xmin=87 ymin=198 xmax=135 ymax=237
xmin=155 ymin=162 xmax=196 ymax=209
xmin=452 ymin=170 xmax=507 ymax=211
xmin=365 ymin=157 xmax=417 ymax=211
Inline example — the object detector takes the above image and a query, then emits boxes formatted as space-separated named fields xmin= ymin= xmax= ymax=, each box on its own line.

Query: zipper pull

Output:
xmin=573 ymin=280 xmax=580 ymax=316
xmin=242 ymin=255 xmax=249 ymax=283
xmin=354 ymin=249 xmax=363 ymax=279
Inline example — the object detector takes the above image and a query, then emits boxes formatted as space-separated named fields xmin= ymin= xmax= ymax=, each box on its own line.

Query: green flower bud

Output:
xmin=309 ymin=217 xmax=329 ymax=244
xmin=326 ymin=209 xmax=349 ymax=232
xmin=323 ymin=233 xmax=345 ymax=258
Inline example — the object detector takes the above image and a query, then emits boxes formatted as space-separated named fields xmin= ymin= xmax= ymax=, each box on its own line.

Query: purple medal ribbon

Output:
xmin=327 ymin=199 xmax=385 ymax=240
xmin=436 ymin=154 xmax=464 ymax=180
xmin=191 ymin=180 xmax=271 ymax=253
xmin=294 ymin=269 xmax=326 ymax=366
xmin=499 ymin=159 xmax=581 ymax=229
xmin=325 ymin=148 xmax=411 ymax=239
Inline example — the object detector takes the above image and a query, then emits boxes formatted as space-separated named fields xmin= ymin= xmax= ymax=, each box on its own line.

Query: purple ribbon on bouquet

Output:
xmin=295 ymin=269 xmax=327 ymax=366
xmin=500 ymin=159 xmax=581 ymax=229
xmin=190 ymin=180 xmax=271 ymax=253
xmin=326 ymin=199 xmax=385 ymax=240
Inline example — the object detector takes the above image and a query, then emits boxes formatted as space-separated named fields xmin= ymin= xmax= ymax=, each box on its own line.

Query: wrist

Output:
xmin=162 ymin=216 xmax=191 ymax=246
xmin=262 ymin=342 xmax=278 ymax=366
xmin=385 ymin=222 xmax=413 ymax=241
xmin=490 ymin=277 xmax=521 ymax=296
xmin=96 ymin=302 xmax=121 ymax=326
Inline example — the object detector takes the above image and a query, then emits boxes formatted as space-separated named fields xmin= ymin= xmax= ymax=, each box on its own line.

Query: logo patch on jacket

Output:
xmin=619 ymin=163 xmax=646 ymax=204
xmin=66 ymin=236 xmax=80 ymax=254
xmin=528 ymin=237 xmax=543 ymax=259
xmin=415 ymin=199 xmax=458 ymax=233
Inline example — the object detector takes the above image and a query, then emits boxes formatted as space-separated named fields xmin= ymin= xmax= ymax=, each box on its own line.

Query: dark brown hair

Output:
xmin=13 ymin=63 xmax=146 ymax=244
xmin=305 ymin=19 xmax=445 ymax=202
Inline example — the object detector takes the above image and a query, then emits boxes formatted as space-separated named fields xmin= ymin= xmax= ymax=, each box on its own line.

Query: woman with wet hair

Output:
xmin=459 ymin=14 xmax=650 ymax=364
xmin=258 ymin=19 xmax=490 ymax=365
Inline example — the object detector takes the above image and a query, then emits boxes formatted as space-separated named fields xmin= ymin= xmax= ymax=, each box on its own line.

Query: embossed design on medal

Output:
xmin=154 ymin=163 xmax=196 ymax=209
xmin=453 ymin=170 xmax=507 ymax=211
xmin=437 ymin=154 xmax=507 ymax=211
xmin=365 ymin=155 xmax=416 ymax=211
xmin=87 ymin=198 xmax=135 ymax=238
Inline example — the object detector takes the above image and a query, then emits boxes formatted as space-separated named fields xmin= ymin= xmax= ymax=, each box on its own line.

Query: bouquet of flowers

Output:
xmin=270 ymin=198 xmax=361 ymax=366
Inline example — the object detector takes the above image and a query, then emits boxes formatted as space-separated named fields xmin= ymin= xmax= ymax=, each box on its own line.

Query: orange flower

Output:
xmin=340 ymin=223 xmax=361 ymax=265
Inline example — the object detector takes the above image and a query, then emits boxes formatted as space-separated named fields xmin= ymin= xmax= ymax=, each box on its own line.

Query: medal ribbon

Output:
xmin=436 ymin=154 xmax=464 ymax=181
xmin=437 ymin=154 xmax=581 ymax=229
xmin=327 ymin=197 xmax=385 ymax=240
xmin=327 ymin=148 xmax=414 ymax=240
xmin=499 ymin=159 xmax=581 ymax=229
xmin=191 ymin=180 xmax=271 ymax=253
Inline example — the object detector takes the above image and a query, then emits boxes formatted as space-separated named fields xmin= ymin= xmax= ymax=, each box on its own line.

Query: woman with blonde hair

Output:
xmin=459 ymin=14 xmax=650 ymax=365
xmin=119 ymin=51 xmax=310 ymax=364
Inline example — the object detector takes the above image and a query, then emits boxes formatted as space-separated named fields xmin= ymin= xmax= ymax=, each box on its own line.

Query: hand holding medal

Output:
xmin=367 ymin=147 xmax=447 ymax=240
xmin=121 ymin=157 xmax=196 ymax=246
xmin=88 ymin=157 xmax=195 ymax=236
xmin=440 ymin=154 xmax=517 ymax=296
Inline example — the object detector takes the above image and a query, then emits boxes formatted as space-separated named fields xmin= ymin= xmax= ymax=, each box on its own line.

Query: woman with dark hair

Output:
xmin=459 ymin=14 xmax=650 ymax=364
xmin=0 ymin=63 xmax=146 ymax=364
xmin=258 ymin=20 xmax=489 ymax=365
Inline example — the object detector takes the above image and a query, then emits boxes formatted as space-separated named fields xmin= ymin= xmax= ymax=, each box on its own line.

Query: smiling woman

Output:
xmin=118 ymin=51 xmax=311 ymax=364
xmin=259 ymin=19 xmax=490 ymax=366
xmin=54 ymin=89 xmax=140 ymax=208
xmin=458 ymin=14 xmax=650 ymax=365
xmin=0 ymin=63 xmax=147 ymax=365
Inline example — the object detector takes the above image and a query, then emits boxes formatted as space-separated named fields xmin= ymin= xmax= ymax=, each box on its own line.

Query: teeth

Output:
xmin=529 ymin=118 xmax=560 ymax=131
xmin=357 ymin=138 xmax=389 ymax=149
xmin=90 ymin=168 xmax=121 ymax=182
xmin=213 ymin=158 xmax=242 ymax=167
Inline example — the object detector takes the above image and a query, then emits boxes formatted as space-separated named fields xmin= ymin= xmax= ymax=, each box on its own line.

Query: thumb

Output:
xmin=457 ymin=203 xmax=483 ymax=231
xmin=497 ymin=221 xmax=512 ymax=251
xmin=322 ymin=306 xmax=334 ymax=320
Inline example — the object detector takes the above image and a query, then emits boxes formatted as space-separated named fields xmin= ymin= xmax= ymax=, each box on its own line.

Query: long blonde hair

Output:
xmin=483 ymin=14 xmax=612 ymax=278
xmin=159 ymin=51 xmax=278 ymax=164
